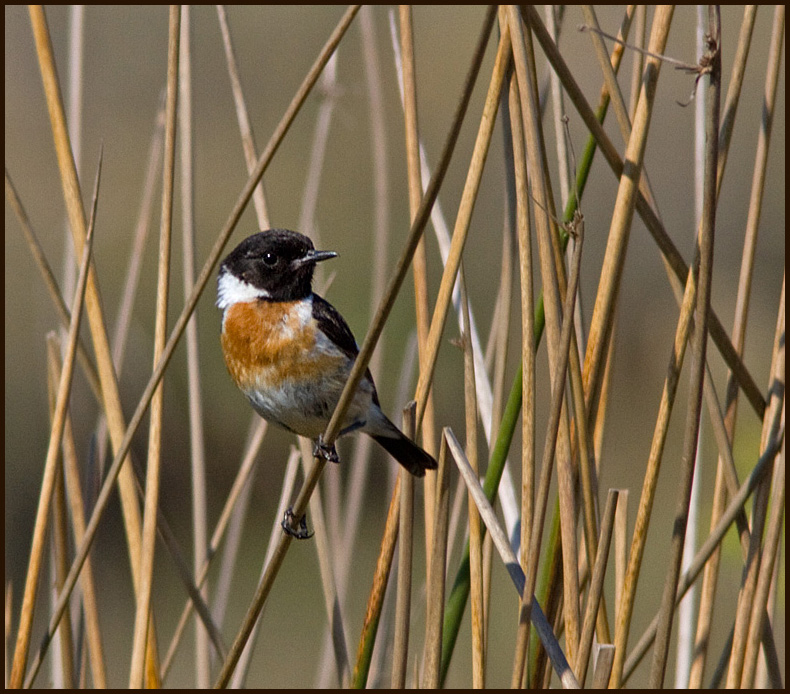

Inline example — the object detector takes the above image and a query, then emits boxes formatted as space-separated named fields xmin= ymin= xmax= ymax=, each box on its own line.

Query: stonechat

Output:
xmin=217 ymin=229 xmax=437 ymax=478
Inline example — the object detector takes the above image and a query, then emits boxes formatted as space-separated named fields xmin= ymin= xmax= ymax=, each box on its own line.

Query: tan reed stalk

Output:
xmin=621 ymin=403 xmax=785 ymax=684
xmin=614 ymin=489 xmax=628 ymax=621
xmin=525 ymin=4 xmax=767 ymax=419
xmin=31 ymin=9 xmax=361 ymax=686
xmin=510 ymin=177 xmax=584 ymax=684
xmin=216 ymin=5 xmax=270 ymax=228
xmin=52 ymin=371 xmax=107 ymax=687
xmin=507 ymin=68 xmax=535 ymax=584
xmin=45 ymin=338 xmax=74 ymax=689
xmin=351 ymin=477 xmax=402 ymax=688
xmin=628 ymin=4 xmax=646 ymax=118
xmin=444 ymin=429 xmax=579 ymax=688
xmin=397 ymin=2 xmax=439 ymax=581
xmin=727 ymin=275 xmax=787 ymax=687
xmin=176 ymin=9 xmax=211 ymax=686
xmin=9 ymin=187 xmax=96 ymax=689
xmin=459 ymin=271 xmax=485 ymax=687
xmin=26 ymin=10 xmax=162 ymax=684
xmin=576 ymin=489 xmax=618 ymax=686
xmin=742 ymin=434 xmax=785 ymax=687
xmin=128 ymin=8 xmax=179 ymax=687
xmin=421 ymin=435 xmax=451 ymax=688
xmin=4 ymin=171 xmax=101 ymax=402
xmin=509 ymin=4 xmax=582 ymax=662
xmin=391 ymin=404 xmax=416 ymax=688
xmin=506 ymin=63 xmax=535 ymax=688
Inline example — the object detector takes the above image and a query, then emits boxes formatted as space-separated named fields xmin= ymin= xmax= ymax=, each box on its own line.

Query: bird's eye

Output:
xmin=263 ymin=251 xmax=278 ymax=266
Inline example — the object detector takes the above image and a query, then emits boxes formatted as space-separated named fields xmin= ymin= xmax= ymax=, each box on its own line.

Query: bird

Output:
xmin=217 ymin=229 xmax=437 ymax=480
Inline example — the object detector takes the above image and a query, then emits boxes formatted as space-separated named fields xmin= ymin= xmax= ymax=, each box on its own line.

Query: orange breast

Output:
xmin=221 ymin=300 xmax=345 ymax=391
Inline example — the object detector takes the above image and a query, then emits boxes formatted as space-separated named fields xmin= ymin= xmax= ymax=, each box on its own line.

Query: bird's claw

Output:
xmin=281 ymin=506 xmax=314 ymax=540
xmin=313 ymin=435 xmax=340 ymax=463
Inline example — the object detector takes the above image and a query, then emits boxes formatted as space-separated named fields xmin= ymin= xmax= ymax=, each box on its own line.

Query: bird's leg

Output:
xmin=281 ymin=506 xmax=314 ymax=540
xmin=313 ymin=435 xmax=340 ymax=463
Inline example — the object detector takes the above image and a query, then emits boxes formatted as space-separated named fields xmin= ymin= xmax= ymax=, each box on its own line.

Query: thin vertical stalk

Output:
xmin=216 ymin=4 xmax=270 ymax=228
xmin=45 ymin=338 xmax=74 ymax=690
xmin=129 ymin=7 xmax=179 ymax=688
xmin=177 ymin=7 xmax=209 ymax=686
xmin=391 ymin=405 xmax=416 ymax=688
xmin=460 ymin=272 xmax=485 ymax=688
xmin=397 ymin=2 xmax=439 ymax=582
xmin=421 ymin=436 xmax=451 ymax=689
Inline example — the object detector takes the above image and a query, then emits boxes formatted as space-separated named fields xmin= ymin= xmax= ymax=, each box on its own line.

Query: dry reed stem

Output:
xmin=525 ymin=4 xmax=767 ymax=419
xmin=628 ymin=4 xmax=647 ymax=118
xmin=129 ymin=8 xmax=179 ymax=687
xmin=509 ymin=4 xmax=582 ymax=662
xmin=622 ymin=403 xmax=785 ymax=684
xmin=9 ymin=187 xmax=96 ymax=688
xmin=459 ymin=273 xmax=485 ymax=688
xmin=176 ymin=8 xmax=210 ymax=686
xmin=445 ymin=429 xmax=579 ymax=688
xmin=614 ymin=489 xmax=628 ymax=622
xmin=507 ymin=69 xmax=535 ymax=580
xmin=742 ymin=437 xmax=785 ymax=687
xmin=576 ymin=489 xmax=618 ymax=686
xmin=216 ymin=5 xmax=270 ymax=228
xmin=46 ymin=338 xmax=74 ymax=689
xmin=53 ymin=374 xmax=107 ymax=687
xmin=510 ymin=184 xmax=584 ymax=684
xmin=351 ymin=477 xmax=402 ymax=688
xmin=649 ymin=10 xmax=719 ymax=686
xmin=4 ymin=171 xmax=102 ymax=402
xmin=727 ymin=274 xmax=786 ymax=687
xmin=391 ymin=404 xmax=416 ymax=688
xmin=421 ymin=435 xmax=451 ymax=688
xmin=397 ymin=3 xmax=439 ymax=578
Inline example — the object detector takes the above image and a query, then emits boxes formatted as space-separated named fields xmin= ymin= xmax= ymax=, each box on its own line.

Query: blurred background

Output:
xmin=5 ymin=5 xmax=784 ymax=687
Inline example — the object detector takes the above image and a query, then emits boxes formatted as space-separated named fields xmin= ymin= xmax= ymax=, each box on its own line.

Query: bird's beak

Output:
xmin=297 ymin=249 xmax=338 ymax=267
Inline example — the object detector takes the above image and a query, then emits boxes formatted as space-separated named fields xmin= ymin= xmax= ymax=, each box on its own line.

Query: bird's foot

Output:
xmin=313 ymin=435 xmax=340 ymax=463
xmin=281 ymin=506 xmax=314 ymax=540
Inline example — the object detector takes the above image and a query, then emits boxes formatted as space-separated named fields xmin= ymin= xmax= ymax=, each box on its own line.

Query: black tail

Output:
xmin=371 ymin=431 xmax=437 ymax=477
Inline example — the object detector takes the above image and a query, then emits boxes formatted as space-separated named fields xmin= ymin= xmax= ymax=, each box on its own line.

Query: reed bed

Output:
xmin=5 ymin=5 xmax=784 ymax=688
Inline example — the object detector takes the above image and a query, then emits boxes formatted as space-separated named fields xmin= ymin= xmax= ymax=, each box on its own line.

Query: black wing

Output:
xmin=311 ymin=293 xmax=380 ymax=405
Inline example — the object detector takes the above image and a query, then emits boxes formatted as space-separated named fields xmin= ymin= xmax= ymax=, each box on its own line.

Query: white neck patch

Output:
xmin=217 ymin=270 xmax=270 ymax=311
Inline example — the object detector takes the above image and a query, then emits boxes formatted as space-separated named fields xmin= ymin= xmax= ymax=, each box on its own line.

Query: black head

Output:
xmin=218 ymin=229 xmax=336 ymax=304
